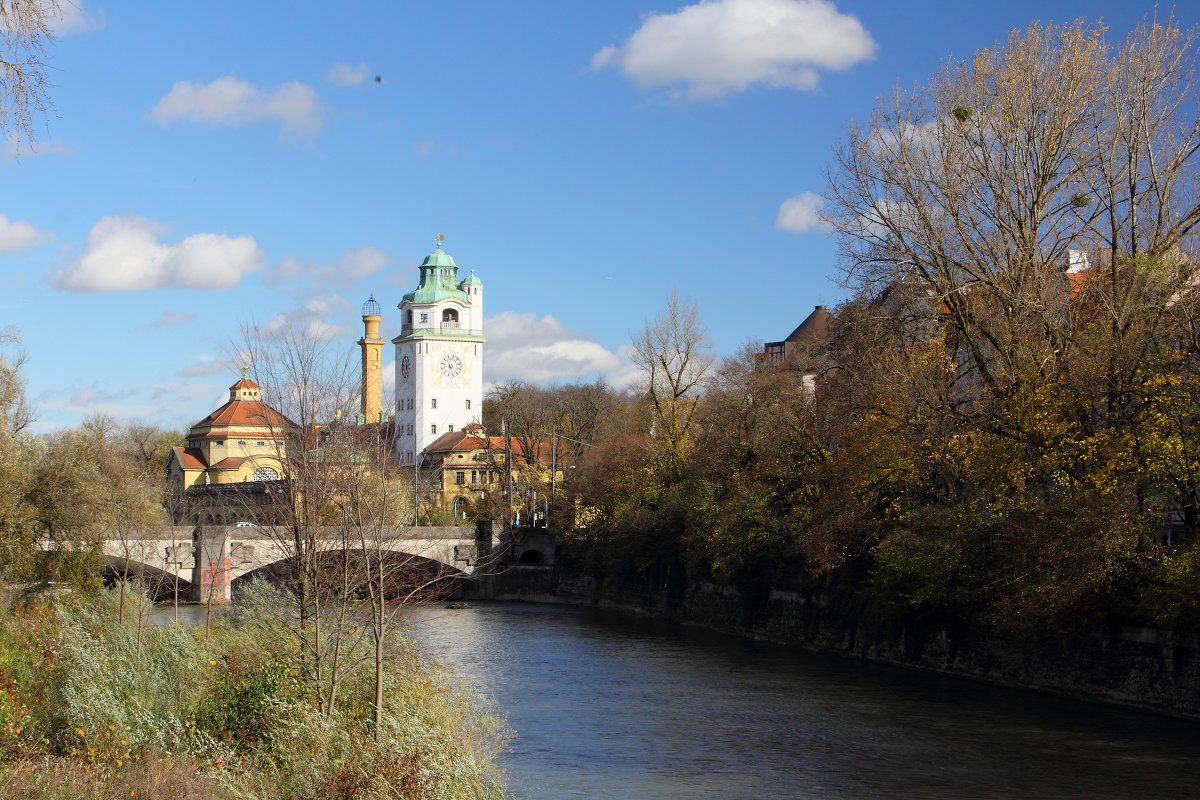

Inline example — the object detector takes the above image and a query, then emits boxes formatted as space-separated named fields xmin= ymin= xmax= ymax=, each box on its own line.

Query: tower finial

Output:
xmin=241 ymin=363 xmax=250 ymax=377
xmin=436 ymin=233 xmax=445 ymax=249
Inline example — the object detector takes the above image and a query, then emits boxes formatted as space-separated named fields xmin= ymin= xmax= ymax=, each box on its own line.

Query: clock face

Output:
xmin=439 ymin=354 xmax=463 ymax=378
xmin=400 ymin=356 xmax=411 ymax=380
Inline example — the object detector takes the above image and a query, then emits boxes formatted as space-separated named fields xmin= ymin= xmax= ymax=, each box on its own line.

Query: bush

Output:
xmin=0 ymin=584 xmax=508 ymax=800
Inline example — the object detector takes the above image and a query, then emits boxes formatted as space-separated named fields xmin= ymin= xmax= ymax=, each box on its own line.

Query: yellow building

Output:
xmin=168 ymin=371 xmax=295 ymax=524
xmin=419 ymin=424 xmax=562 ymax=523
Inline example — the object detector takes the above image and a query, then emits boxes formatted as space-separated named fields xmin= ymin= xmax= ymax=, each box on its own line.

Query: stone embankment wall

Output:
xmin=554 ymin=566 xmax=1200 ymax=718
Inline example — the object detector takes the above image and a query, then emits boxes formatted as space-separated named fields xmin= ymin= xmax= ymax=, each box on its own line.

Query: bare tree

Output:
xmin=234 ymin=323 xmax=358 ymax=714
xmin=0 ymin=0 xmax=62 ymax=147
xmin=631 ymin=291 xmax=713 ymax=476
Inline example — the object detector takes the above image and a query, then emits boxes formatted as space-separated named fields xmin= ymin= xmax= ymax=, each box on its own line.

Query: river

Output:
xmin=156 ymin=601 xmax=1200 ymax=799
xmin=402 ymin=602 xmax=1200 ymax=800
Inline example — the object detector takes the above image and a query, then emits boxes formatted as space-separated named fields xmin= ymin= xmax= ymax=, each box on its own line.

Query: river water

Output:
xmin=402 ymin=602 xmax=1200 ymax=800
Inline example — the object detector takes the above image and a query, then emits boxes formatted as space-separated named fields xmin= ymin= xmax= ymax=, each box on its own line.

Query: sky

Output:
xmin=2 ymin=0 xmax=1196 ymax=433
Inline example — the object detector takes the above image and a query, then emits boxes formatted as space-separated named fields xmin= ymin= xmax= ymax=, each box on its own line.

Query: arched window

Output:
xmin=453 ymin=496 xmax=469 ymax=519
xmin=405 ymin=309 xmax=413 ymax=325
xmin=442 ymin=308 xmax=459 ymax=326
xmin=253 ymin=466 xmax=279 ymax=482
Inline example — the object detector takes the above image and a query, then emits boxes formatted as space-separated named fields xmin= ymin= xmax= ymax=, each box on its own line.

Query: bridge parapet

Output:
xmin=47 ymin=524 xmax=500 ymax=604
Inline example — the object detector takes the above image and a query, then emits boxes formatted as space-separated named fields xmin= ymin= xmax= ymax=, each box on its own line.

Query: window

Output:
xmin=405 ymin=310 xmax=412 ymax=325
xmin=253 ymin=466 xmax=279 ymax=481
xmin=215 ymin=440 xmax=224 ymax=445
xmin=419 ymin=313 xmax=429 ymax=323
xmin=431 ymin=425 xmax=437 ymax=435
xmin=442 ymin=309 xmax=459 ymax=325
xmin=448 ymin=424 xmax=455 ymax=432
xmin=455 ymin=471 xmax=466 ymax=485
xmin=256 ymin=441 xmax=265 ymax=446
xmin=465 ymin=399 xmax=471 ymax=410
xmin=238 ymin=440 xmax=247 ymax=446
xmin=406 ymin=424 xmax=413 ymax=435
xmin=431 ymin=398 xmax=437 ymax=409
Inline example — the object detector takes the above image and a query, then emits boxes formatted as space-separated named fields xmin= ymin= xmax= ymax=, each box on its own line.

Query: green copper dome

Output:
xmin=419 ymin=245 xmax=459 ymax=269
xmin=461 ymin=270 xmax=482 ymax=286
xmin=401 ymin=243 xmax=470 ymax=305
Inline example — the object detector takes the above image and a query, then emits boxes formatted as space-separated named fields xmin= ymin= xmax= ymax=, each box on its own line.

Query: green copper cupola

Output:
xmin=401 ymin=239 xmax=471 ymax=305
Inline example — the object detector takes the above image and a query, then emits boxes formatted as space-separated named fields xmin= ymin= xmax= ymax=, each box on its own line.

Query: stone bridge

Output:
xmin=87 ymin=523 xmax=498 ymax=603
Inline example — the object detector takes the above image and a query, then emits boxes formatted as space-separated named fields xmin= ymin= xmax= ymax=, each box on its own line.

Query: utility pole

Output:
xmin=502 ymin=417 xmax=513 ymax=529
xmin=549 ymin=428 xmax=557 ymax=531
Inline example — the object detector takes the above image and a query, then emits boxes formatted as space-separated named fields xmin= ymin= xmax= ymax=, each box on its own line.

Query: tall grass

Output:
xmin=0 ymin=583 xmax=509 ymax=799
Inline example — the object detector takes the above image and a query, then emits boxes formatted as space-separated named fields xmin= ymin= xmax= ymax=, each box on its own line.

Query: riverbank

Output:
xmin=0 ymin=584 xmax=508 ymax=800
xmin=408 ymin=600 xmax=1200 ymax=800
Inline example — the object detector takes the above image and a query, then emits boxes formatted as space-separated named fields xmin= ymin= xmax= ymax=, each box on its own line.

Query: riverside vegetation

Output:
xmin=487 ymin=18 xmax=1200 ymax=651
xmin=0 ymin=582 xmax=508 ymax=800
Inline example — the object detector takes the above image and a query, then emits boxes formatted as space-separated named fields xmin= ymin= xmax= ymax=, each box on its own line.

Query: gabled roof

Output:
xmin=173 ymin=446 xmax=207 ymax=470
xmin=422 ymin=429 xmax=552 ymax=465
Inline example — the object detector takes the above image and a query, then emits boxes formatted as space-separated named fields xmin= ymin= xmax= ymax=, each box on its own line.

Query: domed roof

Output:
xmin=461 ymin=270 xmax=482 ymax=285
xmin=420 ymin=245 xmax=458 ymax=269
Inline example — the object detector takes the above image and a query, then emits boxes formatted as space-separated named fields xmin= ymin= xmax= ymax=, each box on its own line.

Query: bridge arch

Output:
xmin=103 ymin=555 xmax=195 ymax=602
xmin=233 ymin=547 xmax=471 ymax=601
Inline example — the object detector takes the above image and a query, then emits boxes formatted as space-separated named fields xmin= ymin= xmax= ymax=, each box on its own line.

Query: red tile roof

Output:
xmin=230 ymin=377 xmax=262 ymax=390
xmin=422 ymin=430 xmax=553 ymax=464
xmin=209 ymin=457 xmax=244 ymax=470
xmin=174 ymin=446 xmax=207 ymax=470
xmin=196 ymin=399 xmax=294 ymax=429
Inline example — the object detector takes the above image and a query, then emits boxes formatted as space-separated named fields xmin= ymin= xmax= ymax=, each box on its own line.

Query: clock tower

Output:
xmin=393 ymin=238 xmax=484 ymax=464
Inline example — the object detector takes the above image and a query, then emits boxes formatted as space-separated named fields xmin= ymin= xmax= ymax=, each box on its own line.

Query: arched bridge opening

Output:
xmin=233 ymin=548 xmax=472 ymax=602
xmin=103 ymin=556 xmax=195 ymax=603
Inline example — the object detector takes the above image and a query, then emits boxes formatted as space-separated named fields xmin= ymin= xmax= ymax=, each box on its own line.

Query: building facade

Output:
xmin=391 ymin=240 xmax=485 ymax=465
xmin=167 ymin=370 xmax=295 ymax=524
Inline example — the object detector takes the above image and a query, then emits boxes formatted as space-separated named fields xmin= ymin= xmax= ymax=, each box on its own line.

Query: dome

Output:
xmin=361 ymin=295 xmax=381 ymax=316
xmin=461 ymin=270 xmax=482 ymax=285
xmin=420 ymin=245 xmax=458 ymax=269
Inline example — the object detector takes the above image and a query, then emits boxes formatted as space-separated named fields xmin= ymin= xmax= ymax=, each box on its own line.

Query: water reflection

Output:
xmin=403 ymin=603 xmax=1200 ymax=800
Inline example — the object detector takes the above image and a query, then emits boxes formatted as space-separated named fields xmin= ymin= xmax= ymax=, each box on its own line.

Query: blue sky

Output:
xmin=2 ymin=0 xmax=1194 ymax=432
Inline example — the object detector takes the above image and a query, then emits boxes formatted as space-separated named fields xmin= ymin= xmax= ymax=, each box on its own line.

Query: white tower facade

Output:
xmin=393 ymin=240 xmax=484 ymax=464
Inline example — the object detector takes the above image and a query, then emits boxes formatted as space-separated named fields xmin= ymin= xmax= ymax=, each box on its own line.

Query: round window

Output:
xmin=253 ymin=466 xmax=279 ymax=482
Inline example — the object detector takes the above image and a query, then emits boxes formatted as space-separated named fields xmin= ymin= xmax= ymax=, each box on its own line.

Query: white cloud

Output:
xmin=592 ymin=0 xmax=875 ymax=100
xmin=152 ymin=310 xmax=198 ymax=328
xmin=775 ymin=192 xmax=829 ymax=233
xmin=261 ymin=295 xmax=352 ymax=341
xmin=0 ymin=214 xmax=49 ymax=252
xmin=151 ymin=75 xmax=325 ymax=136
xmin=69 ymin=383 xmax=131 ymax=408
xmin=179 ymin=354 xmax=235 ymax=377
xmin=54 ymin=214 xmax=263 ymax=291
xmin=328 ymin=62 xmax=371 ymax=86
xmin=269 ymin=246 xmax=391 ymax=290
xmin=486 ymin=311 xmax=625 ymax=383
xmin=48 ymin=1 xmax=105 ymax=35
xmin=3 ymin=131 xmax=73 ymax=160
xmin=859 ymin=196 xmax=920 ymax=241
